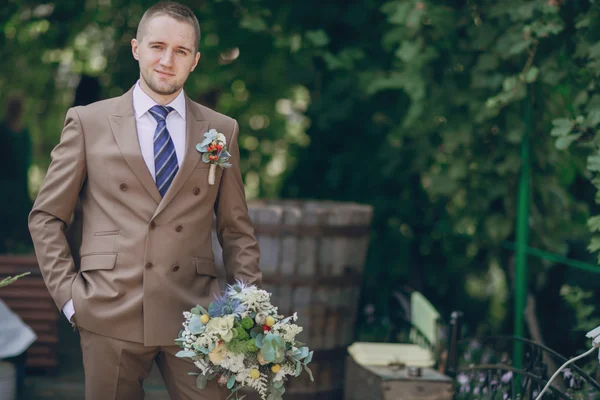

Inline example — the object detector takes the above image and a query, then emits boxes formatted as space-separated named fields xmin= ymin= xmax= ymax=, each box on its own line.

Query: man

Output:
xmin=28 ymin=2 xmax=261 ymax=399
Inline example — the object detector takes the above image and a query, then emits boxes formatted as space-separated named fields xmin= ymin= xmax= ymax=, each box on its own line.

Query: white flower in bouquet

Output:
xmin=271 ymin=323 xmax=303 ymax=343
xmin=255 ymin=311 xmax=268 ymax=326
xmin=220 ymin=352 xmax=245 ymax=373
xmin=206 ymin=315 xmax=235 ymax=342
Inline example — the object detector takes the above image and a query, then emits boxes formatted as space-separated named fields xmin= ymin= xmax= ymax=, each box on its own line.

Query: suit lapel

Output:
xmin=108 ymin=88 xmax=162 ymax=204
xmin=153 ymin=95 xmax=209 ymax=218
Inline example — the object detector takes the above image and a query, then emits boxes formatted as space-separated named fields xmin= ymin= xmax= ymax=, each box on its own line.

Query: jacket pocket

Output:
xmin=194 ymin=257 xmax=217 ymax=277
xmin=80 ymin=253 xmax=117 ymax=272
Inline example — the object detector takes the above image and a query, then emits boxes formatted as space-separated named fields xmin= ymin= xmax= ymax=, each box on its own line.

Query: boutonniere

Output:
xmin=196 ymin=129 xmax=232 ymax=185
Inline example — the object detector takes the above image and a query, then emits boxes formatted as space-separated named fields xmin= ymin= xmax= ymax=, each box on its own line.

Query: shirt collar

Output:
xmin=133 ymin=80 xmax=186 ymax=121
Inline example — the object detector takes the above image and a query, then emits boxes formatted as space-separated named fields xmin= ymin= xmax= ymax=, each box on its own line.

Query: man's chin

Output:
xmin=151 ymin=84 xmax=179 ymax=96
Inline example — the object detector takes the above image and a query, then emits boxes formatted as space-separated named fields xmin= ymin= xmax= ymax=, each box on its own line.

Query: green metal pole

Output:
xmin=514 ymin=95 xmax=532 ymax=370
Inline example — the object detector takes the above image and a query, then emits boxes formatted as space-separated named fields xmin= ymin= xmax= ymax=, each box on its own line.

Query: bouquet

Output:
xmin=175 ymin=281 xmax=314 ymax=400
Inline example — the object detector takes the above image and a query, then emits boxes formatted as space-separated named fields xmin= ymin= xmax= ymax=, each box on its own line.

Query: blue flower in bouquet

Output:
xmin=209 ymin=294 xmax=246 ymax=318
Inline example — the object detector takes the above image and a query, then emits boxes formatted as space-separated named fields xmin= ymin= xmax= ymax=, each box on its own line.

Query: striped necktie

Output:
xmin=149 ymin=105 xmax=178 ymax=197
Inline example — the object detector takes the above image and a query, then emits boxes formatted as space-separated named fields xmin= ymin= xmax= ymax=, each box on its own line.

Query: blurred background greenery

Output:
xmin=2 ymin=0 xmax=600 ymax=360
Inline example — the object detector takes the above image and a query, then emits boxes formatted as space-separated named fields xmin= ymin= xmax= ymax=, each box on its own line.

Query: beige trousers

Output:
xmin=78 ymin=327 xmax=227 ymax=400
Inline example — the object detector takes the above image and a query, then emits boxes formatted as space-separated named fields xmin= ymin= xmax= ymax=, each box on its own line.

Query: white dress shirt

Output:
xmin=62 ymin=80 xmax=188 ymax=322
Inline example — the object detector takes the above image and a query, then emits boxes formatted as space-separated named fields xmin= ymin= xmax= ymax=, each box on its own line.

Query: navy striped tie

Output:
xmin=149 ymin=105 xmax=178 ymax=197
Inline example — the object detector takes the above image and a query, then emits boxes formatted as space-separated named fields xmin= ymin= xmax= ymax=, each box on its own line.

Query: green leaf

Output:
xmin=588 ymin=154 xmax=600 ymax=172
xmin=588 ymin=216 xmax=600 ymax=233
xmin=550 ymin=118 xmax=572 ymax=137
xmin=305 ymin=30 xmax=329 ymax=47
xmin=175 ymin=350 xmax=196 ymax=358
xmin=384 ymin=2 xmax=412 ymax=25
xmin=322 ymin=52 xmax=346 ymax=70
xmin=395 ymin=40 xmax=420 ymax=63
xmin=250 ymin=326 xmax=262 ymax=339
xmin=587 ymin=109 xmax=600 ymax=126
xmin=240 ymin=15 xmax=268 ymax=32
xmin=267 ymin=393 xmax=283 ymax=400
xmin=188 ymin=315 xmax=204 ymax=334
xmin=525 ymin=67 xmax=539 ymax=83
xmin=272 ymin=380 xmax=284 ymax=389
xmin=555 ymin=134 xmax=581 ymax=150
xmin=589 ymin=42 xmax=600 ymax=60
xmin=503 ymin=76 xmax=518 ymax=92
xmin=588 ymin=237 xmax=600 ymax=253
xmin=191 ymin=305 xmax=208 ymax=315
xmin=304 ymin=351 xmax=313 ymax=365
xmin=261 ymin=334 xmax=286 ymax=363
xmin=227 ymin=374 xmax=236 ymax=390
xmin=255 ymin=333 xmax=264 ymax=348
xmin=303 ymin=365 xmax=315 ymax=381
xmin=0 ymin=273 xmax=30 ymax=288
xmin=196 ymin=374 xmax=208 ymax=389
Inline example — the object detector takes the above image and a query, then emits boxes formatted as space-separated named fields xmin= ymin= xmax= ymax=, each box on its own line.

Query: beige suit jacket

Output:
xmin=28 ymin=87 xmax=261 ymax=346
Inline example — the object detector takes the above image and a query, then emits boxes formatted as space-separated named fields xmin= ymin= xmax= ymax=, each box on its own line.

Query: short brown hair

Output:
xmin=137 ymin=1 xmax=200 ymax=52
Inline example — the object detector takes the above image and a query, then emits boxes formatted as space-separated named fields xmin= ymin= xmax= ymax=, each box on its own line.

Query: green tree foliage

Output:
xmin=2 ymin=0 xmax=600 ymax=351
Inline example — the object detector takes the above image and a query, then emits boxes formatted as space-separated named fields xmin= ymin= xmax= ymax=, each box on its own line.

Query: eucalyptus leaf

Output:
xmin=175 ymin=350 xmax=196 ymax=358
xmin=303 ymin=365 xmax=314 ymax=382
xmin=298 ymin=346 xmax=309 ymax=359
xmin=196 ymin=374 xmax=208 ymax=389
xmin=261 ymin=334 xmax=285 ymax=363
xmin=295 ymin=361 xmax=302 ymax=377
xmin=191 ymin=305 xmax=208 ymax=315
xmin=255 ymin=333 xmax=264 ymax=348
xmin=304 ymin=351 xmax=313 ymax=365
xmin=227 ymin=374 xmax=236 ymax=390
xmin=188 ymin=315 xmax=204 ymax=334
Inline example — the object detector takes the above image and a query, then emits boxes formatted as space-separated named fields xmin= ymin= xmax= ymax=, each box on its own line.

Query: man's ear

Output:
xmin=131 ymin=38 xmax=140 ymax=60
xmin=190 ymin=52 xmax=201 ymax=72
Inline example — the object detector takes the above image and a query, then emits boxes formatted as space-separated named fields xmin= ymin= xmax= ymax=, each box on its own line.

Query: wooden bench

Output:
xmin=0 ymin=255 xmax=59 ymax=375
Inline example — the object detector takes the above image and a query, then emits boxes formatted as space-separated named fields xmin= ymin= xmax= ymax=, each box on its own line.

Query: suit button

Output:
xmin=145 ymin=262 xmax=153 ymax=269
xmin=172 ymin=264 xmax=180 ymax=271
xmin=120 ymin=183 xmax=128 ymax=191
xmin=193 ymin=187 xmax=200 ymax=195
xmin=150 ymin=221 xmax=156 ymax=229
xmin=175 ymin=225 xmax=183 ymax=232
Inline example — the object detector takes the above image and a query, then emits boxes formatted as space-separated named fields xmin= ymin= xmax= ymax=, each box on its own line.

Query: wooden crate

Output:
xmin=344 ymin=356 xmax=454 ymax=400
xmin=0 ymin=255 xmax=59 ymax=375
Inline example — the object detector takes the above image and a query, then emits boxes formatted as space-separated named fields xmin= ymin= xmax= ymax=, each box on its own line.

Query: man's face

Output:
xmin=132 ymin=14 xmax=200 ymax=99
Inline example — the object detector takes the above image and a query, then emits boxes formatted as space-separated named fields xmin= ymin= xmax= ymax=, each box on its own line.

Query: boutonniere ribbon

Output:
xmin=196 ymin=129 xmax=233 ymax=185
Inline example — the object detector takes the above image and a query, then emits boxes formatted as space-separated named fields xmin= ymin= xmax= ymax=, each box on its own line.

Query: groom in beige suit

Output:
xmin=28 ymin=2 xmax=261 ymax=399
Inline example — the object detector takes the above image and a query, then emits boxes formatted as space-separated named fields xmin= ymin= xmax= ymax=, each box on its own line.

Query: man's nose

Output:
xmin=160 ymin=50 xmax=174 ymax=67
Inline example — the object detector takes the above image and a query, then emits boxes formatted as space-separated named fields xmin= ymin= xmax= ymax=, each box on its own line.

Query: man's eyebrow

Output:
xmin=148 ymin=41 xmax=192 ymax=53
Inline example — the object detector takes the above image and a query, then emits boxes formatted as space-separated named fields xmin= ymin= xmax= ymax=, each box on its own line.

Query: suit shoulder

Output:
xmin=192 ymin=102 xmax=236 ymax=128
xmin=69 ymin=96 xmax=122 ymax=120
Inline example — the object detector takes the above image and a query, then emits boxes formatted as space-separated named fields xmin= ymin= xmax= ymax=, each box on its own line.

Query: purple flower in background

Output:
xmin=501 ymin=371 xmax=513 ymax=384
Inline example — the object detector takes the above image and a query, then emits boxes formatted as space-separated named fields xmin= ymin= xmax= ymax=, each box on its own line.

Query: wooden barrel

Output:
xmin=0 ymin=255 xmax=59 ymax=375
xmin=212 ymin=200 xmax=373 ymax=399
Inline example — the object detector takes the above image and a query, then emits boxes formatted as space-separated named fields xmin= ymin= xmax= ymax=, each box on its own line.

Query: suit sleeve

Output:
xmin=28 ymin=107 xmax=87 ymax=311
xmin=214 ymin=119 xmax=261 ymax=286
